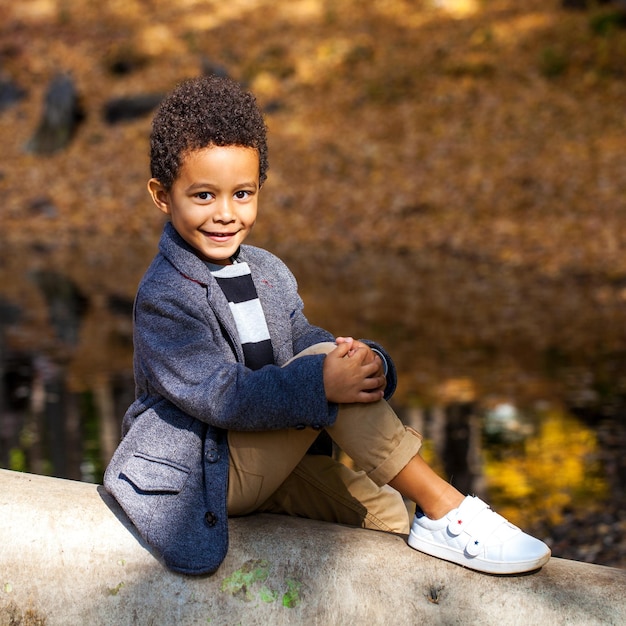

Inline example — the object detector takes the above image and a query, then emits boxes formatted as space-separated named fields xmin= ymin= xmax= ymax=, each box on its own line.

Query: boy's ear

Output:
xmin=147 ymin=178 xmax=171 ymax=215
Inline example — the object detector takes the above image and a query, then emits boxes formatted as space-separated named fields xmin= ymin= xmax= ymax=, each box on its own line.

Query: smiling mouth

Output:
xmin=205 ymin=232 xmax=235 ymax=239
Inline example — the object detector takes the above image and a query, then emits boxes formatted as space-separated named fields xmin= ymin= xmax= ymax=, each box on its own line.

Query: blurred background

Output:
xmin=1 ymin=0 xmax=625 ymax=567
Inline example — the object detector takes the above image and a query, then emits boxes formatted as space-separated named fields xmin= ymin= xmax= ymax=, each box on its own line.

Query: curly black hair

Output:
xmin=149 ymin=75 xmax=269 ymax=190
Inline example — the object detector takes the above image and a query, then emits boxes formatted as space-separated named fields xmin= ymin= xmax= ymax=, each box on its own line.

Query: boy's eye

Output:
xmin=234 ymin=190 xmax=251 ymax=199
xmin=195 ymin=191 xmax=212 ymax=200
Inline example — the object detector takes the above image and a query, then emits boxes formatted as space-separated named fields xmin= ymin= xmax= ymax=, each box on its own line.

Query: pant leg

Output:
xmin=258 ymin=454 xmax=410 ymax=533
xmin=227 ymin=342 xmax=422 ymax=524
xmin=227 ymin=426 xmax=319 ymax=516
xmin=328 ymin=401 xmax=423 ymax=486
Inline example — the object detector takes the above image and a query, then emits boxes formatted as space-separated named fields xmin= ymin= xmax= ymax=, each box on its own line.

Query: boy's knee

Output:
xmin=293 ymin=342 xmax=337 ymax=359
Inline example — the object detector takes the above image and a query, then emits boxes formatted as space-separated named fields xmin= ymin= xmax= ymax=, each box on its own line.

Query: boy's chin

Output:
xmin=202 ymin=250 xmax=236 ymax=265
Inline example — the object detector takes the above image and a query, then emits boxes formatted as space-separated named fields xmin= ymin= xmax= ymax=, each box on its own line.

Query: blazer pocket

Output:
xmin=121 ymin=452 xmax=191 ymax=494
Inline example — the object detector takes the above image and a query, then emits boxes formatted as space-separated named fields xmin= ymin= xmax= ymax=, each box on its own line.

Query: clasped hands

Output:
xmin=322 ymin=336 xmax=386 ymax=404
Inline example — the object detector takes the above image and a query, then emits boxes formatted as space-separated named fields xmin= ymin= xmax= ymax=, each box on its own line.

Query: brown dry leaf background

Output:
xmin=1 ymin=0 xmax=625 ymax=409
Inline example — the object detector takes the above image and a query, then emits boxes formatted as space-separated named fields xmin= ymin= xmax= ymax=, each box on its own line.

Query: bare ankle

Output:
xmin=387 ymin=453 xmax=465 ymax=519
xmin=420 ymin=489 xmax=464 ymax=520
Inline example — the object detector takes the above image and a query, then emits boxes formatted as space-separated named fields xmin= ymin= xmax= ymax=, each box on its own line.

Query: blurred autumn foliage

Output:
xmin=484 ymin=406 xmax=608 ymax=526
xmin=2 ymin=0 xmax=625 ymax=411
xmin=1 ymin=0 xmax=626 ymax=565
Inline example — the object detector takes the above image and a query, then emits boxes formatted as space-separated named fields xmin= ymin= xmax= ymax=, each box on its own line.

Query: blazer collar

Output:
xmin=158 ymin=222 xmax=252 ymax=363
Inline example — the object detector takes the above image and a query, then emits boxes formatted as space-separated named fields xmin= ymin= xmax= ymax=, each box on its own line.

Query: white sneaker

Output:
xmin=408 ymin=495 xmax=551 ymax=574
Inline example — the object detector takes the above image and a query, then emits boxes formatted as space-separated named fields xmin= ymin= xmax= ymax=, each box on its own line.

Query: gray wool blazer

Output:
xmin=104 ymin=222 xmax=397 ymax=575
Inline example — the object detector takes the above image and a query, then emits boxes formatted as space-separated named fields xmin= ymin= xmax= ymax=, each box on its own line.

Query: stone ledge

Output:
xmin=1 ymin=469 xmax=625 ymax=625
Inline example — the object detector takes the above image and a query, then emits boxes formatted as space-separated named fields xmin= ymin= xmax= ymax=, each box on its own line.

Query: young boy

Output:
xmin=104 ymin=75 xmax=550 ymax=576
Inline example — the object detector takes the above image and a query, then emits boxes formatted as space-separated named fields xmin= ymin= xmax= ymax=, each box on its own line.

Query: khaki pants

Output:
xmin=227 ymin=343 xmax=422 ymax=534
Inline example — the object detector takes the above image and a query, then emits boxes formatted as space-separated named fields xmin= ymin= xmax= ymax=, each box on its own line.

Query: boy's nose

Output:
xmin=214 ymin=198 xmax=235 ymax=221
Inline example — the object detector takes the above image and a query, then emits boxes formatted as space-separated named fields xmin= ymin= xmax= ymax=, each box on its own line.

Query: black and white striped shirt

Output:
xmin=209 ymin=261 xmax=274 ymax=370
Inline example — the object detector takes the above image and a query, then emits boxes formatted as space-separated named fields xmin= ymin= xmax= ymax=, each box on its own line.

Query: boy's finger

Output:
xmin=329 ymin=342 xmax=352 ymax=358
xmin=362 ymin=375 xmax=386 ymax=391
xmin=335 ymin=336 xmax=353 ymax=345
xmin=356 ymin=389 xmax=385 ymax=403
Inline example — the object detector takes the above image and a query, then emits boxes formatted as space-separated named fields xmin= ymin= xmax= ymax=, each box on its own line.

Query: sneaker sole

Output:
xmin=408 ymin=531 xmax=551 ymax=575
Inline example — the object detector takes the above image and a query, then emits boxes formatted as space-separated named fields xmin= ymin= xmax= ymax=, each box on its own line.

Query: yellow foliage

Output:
xmin=484 ymin=409 xmax=608 ymax=526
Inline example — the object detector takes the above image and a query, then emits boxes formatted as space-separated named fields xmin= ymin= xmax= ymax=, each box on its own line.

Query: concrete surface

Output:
xmin=1 ymin=468 xmax=625 ymax=625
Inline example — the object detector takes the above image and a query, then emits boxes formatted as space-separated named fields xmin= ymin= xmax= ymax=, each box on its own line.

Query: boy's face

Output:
xmin=148 ymin=145 xmax=260 ymax=265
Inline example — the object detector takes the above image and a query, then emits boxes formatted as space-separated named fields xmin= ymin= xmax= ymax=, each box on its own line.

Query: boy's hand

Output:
xmin=335 ymin=337 xmax=386 ymax=381
xmin=323 ymin=341 xmax=386 ymax=404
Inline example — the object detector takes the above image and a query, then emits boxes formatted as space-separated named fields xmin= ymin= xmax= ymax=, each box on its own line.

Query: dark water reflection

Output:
xmin=1 ymin=238 xmax=625 ymax=568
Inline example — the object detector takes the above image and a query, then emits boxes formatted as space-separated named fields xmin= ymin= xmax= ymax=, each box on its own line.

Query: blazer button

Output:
xmin=204 ymin=511 xmax=217 ymax=527
xmin=205 ymin=449 xmax=220 ymax=463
